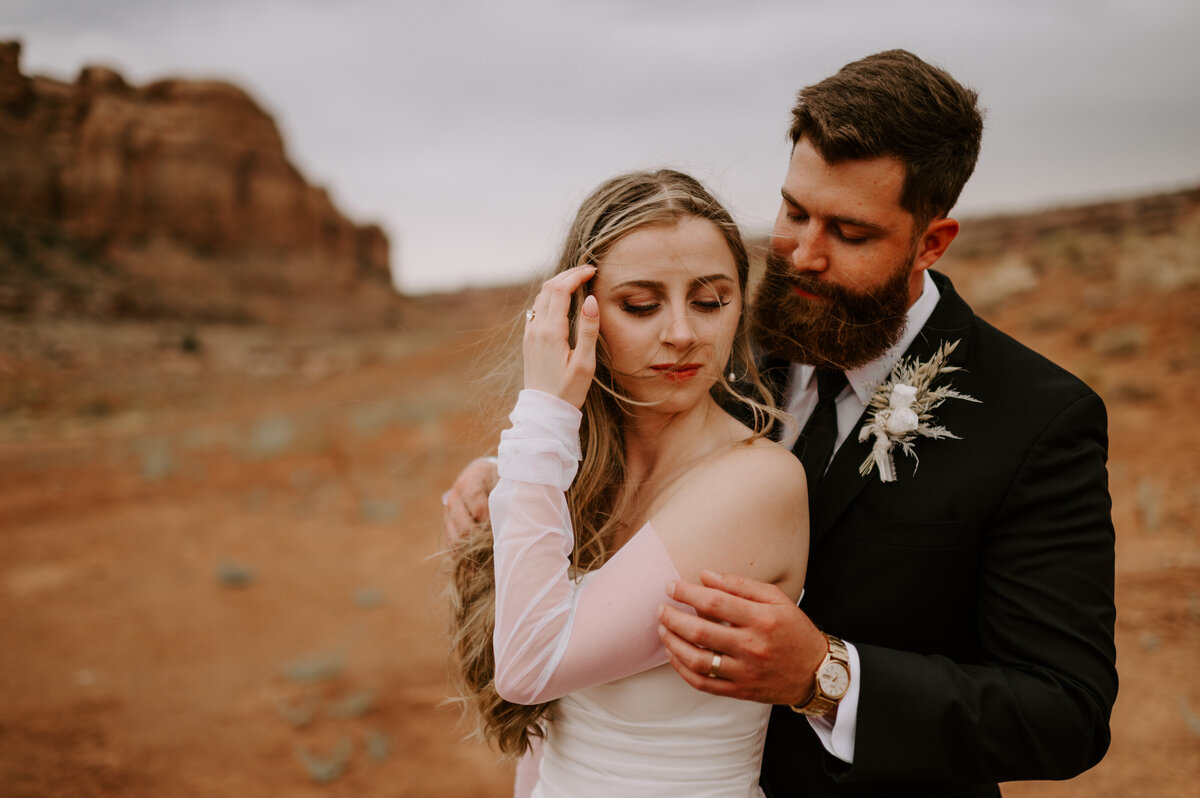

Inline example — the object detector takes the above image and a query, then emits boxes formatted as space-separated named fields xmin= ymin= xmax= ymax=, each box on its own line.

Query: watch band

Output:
xmin=790 ymin=633 xmax=850 ymax=716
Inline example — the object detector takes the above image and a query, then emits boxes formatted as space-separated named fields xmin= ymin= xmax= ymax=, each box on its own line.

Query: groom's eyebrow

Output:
xmin=780 ymin=189 xmax=886 ymax=232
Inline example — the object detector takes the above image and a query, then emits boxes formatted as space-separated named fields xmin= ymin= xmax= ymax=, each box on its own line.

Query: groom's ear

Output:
xmin=912 ymin=217 xmax=960 ymax=274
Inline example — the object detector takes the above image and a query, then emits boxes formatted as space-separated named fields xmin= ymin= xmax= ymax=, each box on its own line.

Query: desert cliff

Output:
xmin=0 ymin=40 xmax=396 ymax=328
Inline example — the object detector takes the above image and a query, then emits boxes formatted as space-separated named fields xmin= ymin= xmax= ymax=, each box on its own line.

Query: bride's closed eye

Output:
xmin=692 ymin=296 xmax=732 ymax=313
xmin=621 ymin=301 xmax=660 ymax=316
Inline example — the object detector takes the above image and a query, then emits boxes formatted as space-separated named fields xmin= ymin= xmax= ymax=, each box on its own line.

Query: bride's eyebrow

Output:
xmin=691 ymin=274 xmax=735 ymax=288
xmin=612 ymin=279 xmax=666 ymax=291
xmin=612 ymin=274 xmax=735 ymax=291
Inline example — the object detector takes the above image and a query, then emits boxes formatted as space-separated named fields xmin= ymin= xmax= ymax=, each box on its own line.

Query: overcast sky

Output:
xmin=6 ymin=0 xmax=1199 ymax=293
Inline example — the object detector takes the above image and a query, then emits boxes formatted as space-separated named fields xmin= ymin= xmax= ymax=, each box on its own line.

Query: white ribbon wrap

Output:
xmin=858 ymin=383 xmax=920 ymax=483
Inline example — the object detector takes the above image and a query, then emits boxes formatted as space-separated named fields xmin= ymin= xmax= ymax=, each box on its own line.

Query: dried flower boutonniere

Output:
xmin=857 ymin=339 xmax=980 ymax=482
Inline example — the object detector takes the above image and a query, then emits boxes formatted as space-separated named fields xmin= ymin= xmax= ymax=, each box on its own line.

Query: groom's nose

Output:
xmin=785 ymin=225 xmax=829 ymax=275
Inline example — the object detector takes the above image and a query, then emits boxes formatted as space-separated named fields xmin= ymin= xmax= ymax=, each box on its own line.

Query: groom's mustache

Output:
xmin=783 ymin=272 xmax=839 ymax=301
xmin=761 ymin=254 xmax=881 ymax=310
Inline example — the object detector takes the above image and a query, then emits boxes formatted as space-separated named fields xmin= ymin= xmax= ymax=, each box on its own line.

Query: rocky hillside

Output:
xmin=942 ymin=184 xmax=1200 ymax=308
xmin=0 ymin=41 xmax=398 ymax=329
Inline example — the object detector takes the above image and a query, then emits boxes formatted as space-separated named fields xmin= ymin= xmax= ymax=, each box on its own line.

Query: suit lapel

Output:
xmin=808 ymin=271 xmax=976 ymax=546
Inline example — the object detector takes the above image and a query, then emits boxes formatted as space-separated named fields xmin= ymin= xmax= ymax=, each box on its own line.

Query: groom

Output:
xmin=654 ymin=50 xmax=1117 ymax=796
xmin=443 ymin=50 xmax=1117 ymax=796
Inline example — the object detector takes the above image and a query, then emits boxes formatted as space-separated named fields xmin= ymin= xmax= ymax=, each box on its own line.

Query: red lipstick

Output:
xmin=651 ymin=364 xmax=703 ymax=382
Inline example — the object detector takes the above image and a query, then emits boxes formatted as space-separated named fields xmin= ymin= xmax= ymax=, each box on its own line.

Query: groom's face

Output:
xmin=752 ymin=139 xmax=925 ymax=369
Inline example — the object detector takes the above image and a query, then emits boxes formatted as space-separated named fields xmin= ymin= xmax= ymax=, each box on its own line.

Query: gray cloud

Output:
xmin=6 ymin=0 xmax=1199 ymax=292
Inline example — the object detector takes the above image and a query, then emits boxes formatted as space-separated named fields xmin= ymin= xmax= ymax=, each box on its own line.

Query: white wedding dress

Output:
xmin=490 ymin=391 xmax=769 ymax=798
xmin=532 ymin=649 xmax=769 ymax=797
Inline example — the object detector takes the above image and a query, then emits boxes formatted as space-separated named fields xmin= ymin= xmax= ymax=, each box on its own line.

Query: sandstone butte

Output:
xmin=0 ymin=40 xmax=398 ymax=328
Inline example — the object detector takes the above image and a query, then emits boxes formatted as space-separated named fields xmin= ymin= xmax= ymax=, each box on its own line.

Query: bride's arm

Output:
xmin=491 ymin=389 xmax=809 ymax=705
xmin=490 ymin=389 xmax=691 ymax=704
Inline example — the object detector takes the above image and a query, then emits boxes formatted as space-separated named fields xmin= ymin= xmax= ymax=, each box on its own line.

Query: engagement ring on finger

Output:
xmin=525 ymin=308 xmax=536 ymax=322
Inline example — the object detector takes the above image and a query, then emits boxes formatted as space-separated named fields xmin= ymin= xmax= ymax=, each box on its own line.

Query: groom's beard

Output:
xmin=750 ymin=250 xmax=913 ymax=370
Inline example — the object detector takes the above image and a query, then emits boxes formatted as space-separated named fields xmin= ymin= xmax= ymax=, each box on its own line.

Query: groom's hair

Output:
xmin=789 ymin=49 xmax=983 ymax=229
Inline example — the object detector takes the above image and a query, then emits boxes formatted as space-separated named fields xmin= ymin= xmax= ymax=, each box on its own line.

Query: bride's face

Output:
xmin=590 ymin=216 xmax=742 ymax=412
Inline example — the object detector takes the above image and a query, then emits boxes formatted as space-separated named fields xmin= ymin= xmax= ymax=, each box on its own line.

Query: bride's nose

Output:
xmin=662 ymin=309 xmax=698 ymax=349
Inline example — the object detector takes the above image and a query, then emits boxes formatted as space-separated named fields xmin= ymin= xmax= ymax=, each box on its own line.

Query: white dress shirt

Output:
xmin=781 ymin=270 xmax=940 ymax=763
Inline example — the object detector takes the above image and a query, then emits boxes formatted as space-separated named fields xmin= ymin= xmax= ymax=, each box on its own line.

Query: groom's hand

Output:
xmin=441 ymin=457 xmax=498 ymax=549
xmin=658 ymin=570 xmax=828 ymax=705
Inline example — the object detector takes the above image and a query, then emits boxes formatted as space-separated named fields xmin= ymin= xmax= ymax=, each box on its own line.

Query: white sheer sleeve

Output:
xmin=490 ymin=390 xmax=693 ymax=705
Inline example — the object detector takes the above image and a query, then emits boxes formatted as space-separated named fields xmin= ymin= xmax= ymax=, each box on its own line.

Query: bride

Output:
xmin=448 ymin=169 xmax=808 ymax=797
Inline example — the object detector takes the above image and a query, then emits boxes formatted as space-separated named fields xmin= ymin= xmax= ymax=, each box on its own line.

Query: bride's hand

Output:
xmin=523 ymin=265 xmax=599 ymax=409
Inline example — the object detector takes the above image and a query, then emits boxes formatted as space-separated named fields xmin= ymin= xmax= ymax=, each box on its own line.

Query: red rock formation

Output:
xmin=0 ymin=40 xmax=397 ymax=327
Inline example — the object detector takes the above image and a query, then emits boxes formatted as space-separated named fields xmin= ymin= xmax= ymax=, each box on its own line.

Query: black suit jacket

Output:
xmin=756 ymin=271 xmax=1118 ymax=797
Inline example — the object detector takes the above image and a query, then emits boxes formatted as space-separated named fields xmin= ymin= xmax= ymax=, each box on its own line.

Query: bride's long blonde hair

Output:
xmin=447 ymin=169 xmax=783 ymax=756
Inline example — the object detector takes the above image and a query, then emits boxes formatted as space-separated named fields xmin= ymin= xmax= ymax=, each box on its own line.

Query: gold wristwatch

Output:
xmin=790 ymin=634 xmax=850 ymax=716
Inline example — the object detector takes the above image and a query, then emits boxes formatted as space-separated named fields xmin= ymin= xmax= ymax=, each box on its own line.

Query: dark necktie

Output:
xmin=793 ymin=368 xmax=849 ymax=493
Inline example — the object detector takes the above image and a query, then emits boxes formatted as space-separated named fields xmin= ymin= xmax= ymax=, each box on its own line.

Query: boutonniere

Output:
xmin=857 ymin=340 xmax=980 ymax=482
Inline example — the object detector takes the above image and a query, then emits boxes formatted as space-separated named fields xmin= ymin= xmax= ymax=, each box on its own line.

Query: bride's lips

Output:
xmin=650 ymin=363 xmax=703 ymax=382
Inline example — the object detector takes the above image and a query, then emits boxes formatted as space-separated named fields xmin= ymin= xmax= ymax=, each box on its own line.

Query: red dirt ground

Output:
xmin=1 ymin=269 xmax=1197 ymax=796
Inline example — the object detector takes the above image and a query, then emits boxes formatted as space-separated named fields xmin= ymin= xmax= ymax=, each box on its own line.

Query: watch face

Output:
xmin=818 ymin=661 xmax=850 ymax=699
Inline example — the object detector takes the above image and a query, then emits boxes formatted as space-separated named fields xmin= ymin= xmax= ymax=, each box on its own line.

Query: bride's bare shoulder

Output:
xmin=718 ymin=437 xmax=806 ymax=492
xmin=651 ymin=436 xmax=808 ymax=594
xmin=669 ymin=437 xmax=807 ymax=523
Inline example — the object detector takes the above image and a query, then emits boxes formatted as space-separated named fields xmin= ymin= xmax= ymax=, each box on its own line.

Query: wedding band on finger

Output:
xmin=525 ymin=308 xmax=536 ymax=322
xmin=707 ymin=651 xmax=723 ymax=679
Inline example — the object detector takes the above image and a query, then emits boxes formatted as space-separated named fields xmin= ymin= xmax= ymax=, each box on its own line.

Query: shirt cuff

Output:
xmin=496 ymin=389 xmax=583 ymax=490
xmin=806 ymin=640 xmax=860 ymax=764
